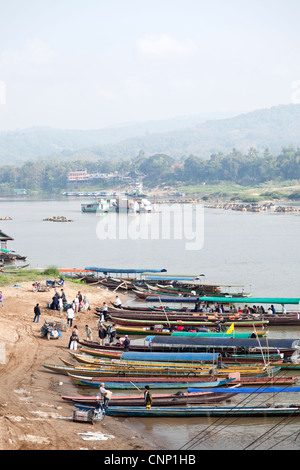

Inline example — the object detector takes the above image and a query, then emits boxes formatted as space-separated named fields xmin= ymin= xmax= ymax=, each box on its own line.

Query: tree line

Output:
xmin=0 ymin=145 xmax=299 ymax=194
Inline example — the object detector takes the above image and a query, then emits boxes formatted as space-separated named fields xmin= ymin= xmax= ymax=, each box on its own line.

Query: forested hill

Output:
xmin=1 ymin=104 xmax=300 ymax=164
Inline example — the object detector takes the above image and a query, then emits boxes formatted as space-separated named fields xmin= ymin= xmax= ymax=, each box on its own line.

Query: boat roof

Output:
xmin=142 ymin=272 xmax=200 ymax=279
xmin=121 ymin=352 xmax=220 ymax=362
xmin=198 ymin=296 xmax=300 ymax=305
xmin=85 ymin=267 xmax=167 ymax=274
xmin=177 ymin=281 xmax=247 ymax=287
xmin=187 ymin=386 xmax=300 ymax=394
xmin=149 ymin=336 xmax=299 ymax=349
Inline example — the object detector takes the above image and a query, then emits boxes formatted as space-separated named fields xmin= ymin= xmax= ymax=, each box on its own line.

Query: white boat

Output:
xmin=138 ymin=199 xmax=152 ymax=212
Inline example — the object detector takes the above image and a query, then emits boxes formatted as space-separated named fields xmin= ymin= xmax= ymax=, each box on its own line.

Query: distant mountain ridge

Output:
xmin=0 ymin=104 xmax=300 ymax=164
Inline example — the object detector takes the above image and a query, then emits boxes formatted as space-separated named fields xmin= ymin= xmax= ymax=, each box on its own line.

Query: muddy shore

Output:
xmin=0 ymin=280 xmax=154 ymax=451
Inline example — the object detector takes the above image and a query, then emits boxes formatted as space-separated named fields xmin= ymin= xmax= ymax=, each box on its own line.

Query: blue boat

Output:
xmin=68 ymin=375 xmax=233 ymax=389
xmin=104 ymin=404 xmax=300 ymax=417
xmin=187 ymin=386 xmax=300 ymax=394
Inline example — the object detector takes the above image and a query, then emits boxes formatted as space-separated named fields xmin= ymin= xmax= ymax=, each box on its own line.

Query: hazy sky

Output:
xmin=0 ymin=0 xmax=299 ymax=130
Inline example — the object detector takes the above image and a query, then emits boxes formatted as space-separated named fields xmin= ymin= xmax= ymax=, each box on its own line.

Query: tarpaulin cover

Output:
xmin=121 ymin=352 xmax=220 ymax=362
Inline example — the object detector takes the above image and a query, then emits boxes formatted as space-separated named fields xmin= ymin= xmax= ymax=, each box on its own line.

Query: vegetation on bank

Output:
xmin=0 ymin=269 xmax=47 ymax=287
xmin=0 ymin=267 xmax=87 ymax=287
xmin=0 ymin=145 xmax=300 ymax=200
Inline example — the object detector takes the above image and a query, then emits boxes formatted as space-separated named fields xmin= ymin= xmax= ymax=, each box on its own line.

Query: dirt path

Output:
xmin=0 ymin=281 xmax=151 ymax=450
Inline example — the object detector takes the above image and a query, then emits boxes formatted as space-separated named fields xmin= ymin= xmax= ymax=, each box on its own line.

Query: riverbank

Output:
xmin=0 ymin=280 xmax=153 ymax=451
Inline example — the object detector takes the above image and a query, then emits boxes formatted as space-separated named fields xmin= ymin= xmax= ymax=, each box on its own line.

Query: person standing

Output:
xmin=123 ymin=335 xmax=130 ymax=351
xmin=144 ymin=385 xmax=152 ymax=409
xmin=69 ymin=325 xmax=79 ymax=350
xmin=108 ymin=323 xmax=116 ymax=345
xmin=83 ymin=296 xmax=90 ymax=311
xmin=33 ymin=303 xmax=41 ymax=323
xmin=58 ymin=297 xmax=63 ymax=315
xmin=0 ymin=291 xmax=3 ymax=308
xmin=85 ymin=324 xmax=93 ymax=341
xmin=74 ymin=296 xmax=79 ymax=314
xmin=60 ymin=289 xmax=66 ymax=303
xmin=98 ymin=325 xmax=107 ymax=346
xmin=102 ymin=302 xmax=108 ymax=319
xmin=67 ymin=305 xmax=75 ymax=327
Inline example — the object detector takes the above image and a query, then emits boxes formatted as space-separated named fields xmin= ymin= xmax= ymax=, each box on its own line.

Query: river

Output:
xmin=1 ymin=197 xmax=300 ymax=449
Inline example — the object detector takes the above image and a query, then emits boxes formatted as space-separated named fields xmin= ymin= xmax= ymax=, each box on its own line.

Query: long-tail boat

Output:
xmin=67 ymin=374 xmax=298 ymax=389
xmin=145 ymin=336 xmax=299 ymax=359
xmin=104 ymin=404 xmax=300 ymax=418
xmin=108 ymin=315 xmax=268 ymax=329
xmin=43 ymin=359 xmax=278 ymax=378
xmin=60 ymin=388 xmax=239 ymax=406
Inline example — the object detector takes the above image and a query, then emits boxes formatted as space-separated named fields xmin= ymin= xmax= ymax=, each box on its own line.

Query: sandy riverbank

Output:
xmin=0 ymin=280 xmax=153 ymax=451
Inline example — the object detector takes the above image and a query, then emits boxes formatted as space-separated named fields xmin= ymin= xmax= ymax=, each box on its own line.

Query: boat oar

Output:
xmin=130 ymin=381 xmax=143 ymax=393
xmin=158 ymin=296 xmax=171 ymax=328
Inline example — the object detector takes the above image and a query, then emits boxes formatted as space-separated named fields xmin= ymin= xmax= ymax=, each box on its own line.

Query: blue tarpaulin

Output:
xmin=121 ymin=352 xmax=220 ymax=362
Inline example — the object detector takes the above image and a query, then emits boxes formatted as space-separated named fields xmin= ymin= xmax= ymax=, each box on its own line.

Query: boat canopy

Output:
xmin=149 ymin=336 xmax=299 ymax=350
xmin=171 ymin=331 xmax=257 ymax=338
xmin=146 ymin=296 xmax=198 ymax=302
xmin=121 ymin=352 xmax=220 ymax=362
xmin=188 ymin=386 xmax=300 ymax=394
xmin=85 ymin=267 xmax=166 ymax=274
xmin=198 ymin=296 xmax=300 ymax=305
xmin=144 ymin=275 xmax=201 ymax=281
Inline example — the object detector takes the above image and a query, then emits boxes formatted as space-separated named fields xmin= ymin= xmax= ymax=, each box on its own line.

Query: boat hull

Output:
xmin=105 ymin=404 xmax=300 ymax=417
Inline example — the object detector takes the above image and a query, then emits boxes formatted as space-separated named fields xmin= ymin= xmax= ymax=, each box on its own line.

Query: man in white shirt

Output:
xmin=67 ymin=306 xmax=75 ymax=327
xmin=99 ymin=382 xmax=112 ymax=409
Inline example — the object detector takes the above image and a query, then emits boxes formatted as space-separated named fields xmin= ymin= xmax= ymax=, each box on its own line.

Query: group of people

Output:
xmin=49 ymin=289 xmax=90 ymax=317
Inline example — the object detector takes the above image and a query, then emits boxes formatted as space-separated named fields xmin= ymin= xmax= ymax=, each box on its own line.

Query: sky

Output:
xmin=0 ymin=0 xmax=300 ymax=131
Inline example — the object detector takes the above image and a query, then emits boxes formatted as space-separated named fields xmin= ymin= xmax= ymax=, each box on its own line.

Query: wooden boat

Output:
xmin=68 ymin=373 xmax=299 ymax=388
xmin=44 ymin=358 xmax=277 ymax=378
xmin=111 ymin=324 xmax=266 ymax=337
xmin=61 ymin=389 xmax=239 ymax=406
xmin=73 ymin=347 xmax=283 ymax=366
xmin=70 ymin=351 xmax=220 ymax=364
xmin=147 ymin=336 xmax=299 ymax=359
xmin=104 ymin=404 xmax=300 ymax=418
xmin=109 ymin=315 xmax=268 ymax=329
xmin=106 ymin=304 xmax=300 ymax=327
xmin=67 ymin=375 xmax=234 ymax=389
xmin=74 ymin=348 xmax=280 ymax=374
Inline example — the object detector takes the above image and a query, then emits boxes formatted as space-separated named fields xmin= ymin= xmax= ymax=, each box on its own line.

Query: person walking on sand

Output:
xmin=33 ymin=303 xmax=41 ymax=323
xmin=0 ymin=291 xmax=3 ymax=308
